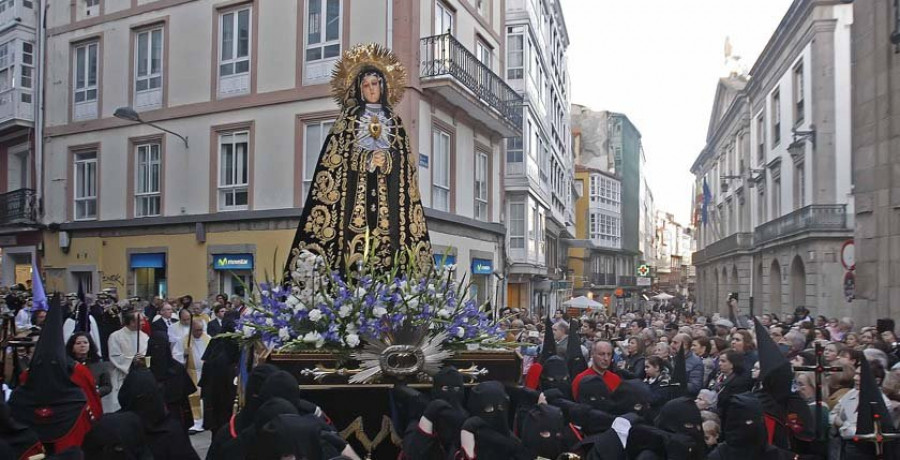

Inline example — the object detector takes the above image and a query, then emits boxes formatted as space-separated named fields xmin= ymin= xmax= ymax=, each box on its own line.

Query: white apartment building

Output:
xmin=0 ymin=0 xmax=40 ymax=287
xmin=504 ymin=0 xmax=574 ymax=316
xmin=39 ymin=0 xmax=519 ymax=304
xmin=692 ymin=0 xmax=854 ymax=318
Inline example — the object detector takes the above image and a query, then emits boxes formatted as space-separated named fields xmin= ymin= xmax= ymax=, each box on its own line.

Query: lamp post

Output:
xmin=787 ymin=124 xmax=815 ymax=160
xmin=114 ymin=107 xmax=190 ymax=148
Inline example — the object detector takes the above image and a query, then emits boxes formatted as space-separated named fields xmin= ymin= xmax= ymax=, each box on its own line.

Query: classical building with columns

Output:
xmin=692 ymin=0 xmax=854 ymax=319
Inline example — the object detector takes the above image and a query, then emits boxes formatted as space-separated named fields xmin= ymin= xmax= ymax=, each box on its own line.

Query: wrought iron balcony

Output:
xmin=0 ymin=188 xmax=37 ymax=226
xmin=618 ymin=275 xmax=637 ymax=287
xmin=420 ymin=33 xmax=523 ymax=136
xmin=590 ymin=273 xmax=617 ymax=286
xmin=693 ymin=232 xmax=754 ymax=265
xmin=754 ymin=204 xmax=848 ymax=245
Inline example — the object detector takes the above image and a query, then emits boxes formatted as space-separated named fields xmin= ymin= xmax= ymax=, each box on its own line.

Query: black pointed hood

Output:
xmin=467 ymin=381 xmax=510 ymax=435
xmin=539 ymin=316 xmax=556 ymax=364
xmin=539 ymin=355 xmax=570 ymax=395
xmin=566 ymin=319 xmax=587 ymax=379
xmin=857 ymin=357 xmax=896 ymax=435
xmin=9 ymin=294 xmax=87 ymax=442
xmin=754 ymin=316 xmax=792 ymax=403
xmin=74 ymin=282 xmax=88 ymax=333
xmin=669 ymin=342 xmax=687 ymax=396
xmin=432 ymin=366 xmax=465 ymax=409
xmin=576 ymin=375 xmax=612 ymax=411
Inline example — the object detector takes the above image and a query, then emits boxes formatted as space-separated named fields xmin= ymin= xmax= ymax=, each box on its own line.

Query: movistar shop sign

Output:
xmin=213 ymin=253 xmax=254 ymax=270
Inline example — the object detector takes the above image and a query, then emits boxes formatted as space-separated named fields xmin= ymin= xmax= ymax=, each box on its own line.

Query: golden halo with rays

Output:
xmin=331 ymin=43 xmax=407 ymax=109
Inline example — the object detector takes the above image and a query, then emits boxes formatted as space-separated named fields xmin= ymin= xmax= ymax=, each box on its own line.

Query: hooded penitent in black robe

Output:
xmin=147 ymin=330 xmax=196 ymax=432
xmin=399 ymin=366 xmax=468 ymax=460
xmin=518 ymin=404 xmax=574 ymax=459
xmin=843 ymin=358 xmax=900 ymax=459
xmin=117 ymin=368 xmax=199 ymax=460
xmin=284 ymin=62 xmax=432 ymax=279
xmin=256 ymin=413 xmax=349 ymax=460
xmin=458 ymin=382 xmax=531 ymax=460
xmin=567 ymin=319 xmax=588 ymax=380
xmin=81 ymin=411 xmax=153 ymax=460
xmin=0 ymin=400 xmax=44 ymax=460
xmin=708 ymin=393 xmax=796 ymax=460
xmin=206 ymin=363 xmax=279 ymax=460
xmin=753 ymin=316 xmax=814 ymax=452
xmin=9 ymin=295 xmax=94 ymax=454
xmin=199 ymin=315 xmax=239 ymax=433
xmin=625 ymin=396 xmax=706 ymax=460
xmin=240 ymin=397 xmax=300 ymax=460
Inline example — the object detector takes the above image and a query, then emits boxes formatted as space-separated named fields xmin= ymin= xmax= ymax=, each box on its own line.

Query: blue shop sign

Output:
xmin=471 ymin=258 xmax=493 ymax=275
xmin=213 ymin=253 xmax=254 ymax=270
xmin=130 ymin=253 xmax=166 ymax=269
xmin=434 ymin=254 xmax=456 ymax=266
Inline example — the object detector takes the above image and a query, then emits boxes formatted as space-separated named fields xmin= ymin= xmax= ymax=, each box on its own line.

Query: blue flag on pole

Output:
xmin=31 ymin=260 xmax=48 ymax=311
xmin=701 ymin=178 xmax=711 ymax=226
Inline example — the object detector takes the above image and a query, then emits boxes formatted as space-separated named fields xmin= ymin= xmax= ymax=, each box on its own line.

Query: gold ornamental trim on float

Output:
xmin=331 ymin=43 xmax=408 ymax=108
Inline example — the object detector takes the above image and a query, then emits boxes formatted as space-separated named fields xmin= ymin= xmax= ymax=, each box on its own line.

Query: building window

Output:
xmin=509 ymin=201 xmax=525 ymax=249
xmin=475 ymin=39 xmax=491 ymax=69
xmin=303 ymin=119 xmax=334 ymax=201
xmin=305 ymin=0 xmax=341 ymax=62
xmin=435 ymin=1 xmax=454 ymax=34
xmin=771 ymin=88 xmax=781 ymax=147
xmin=756 ymin=114 xmax=765 ymax=166
xmin=772 ymin=176 xmax=781 ymax=217
xmin=135 ymin=143 xmax=161 ymax=217
xmin=476 ymin=0 xmax=488 ymax=17
xmin=794 ymin=162 xmax=805 ymax=210
xmin=74 ymin=151 xmax=98 ymax=220
xmin=474 ymin=151 xmax=488 ymax=221
xmin=72 ymin=271 xmax=93 ymax=293
xmin=506 ymin=137 xmax=523 ymax=163
xmin=134 ymin=27 xmax=163 ymax=109
xmin=757 ymin=188 xmax=766 ymax=223
xmin=218 ymin=131 xmax=250 ymax=211
xmin=793 ymin=63 xmax=804 ymax=125
xmin=507 ymin=26 xmax=524 ymax=79
xmin=85 ymin=0 xmax=99 ymax=16
xmin=20 ymin=42 xmax=33 ymax=102
xmin=73 ymin=41 xmax=99 ymax=120
xmin=218 ymin=6 xmax=251 ymax=97
xmin=432 ymin=128 xmax=451 ymax=212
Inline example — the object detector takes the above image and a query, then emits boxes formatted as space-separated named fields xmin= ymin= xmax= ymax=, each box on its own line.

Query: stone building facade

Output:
xmin=850 ymin=0 xmax=900 ymax=325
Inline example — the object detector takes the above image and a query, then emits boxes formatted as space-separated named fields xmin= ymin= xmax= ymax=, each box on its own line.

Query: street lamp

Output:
xmin=787 ymin=124 xmax=815 ymax=161
xmin=114 ymin=107 xmax=189 ymax=148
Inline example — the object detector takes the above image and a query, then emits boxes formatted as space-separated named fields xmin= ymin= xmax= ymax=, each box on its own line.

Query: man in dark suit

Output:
xmin=206 ymin=304 xmax=227 ymax=337
xmin=151 ymin=302 xmax=176 ymax=337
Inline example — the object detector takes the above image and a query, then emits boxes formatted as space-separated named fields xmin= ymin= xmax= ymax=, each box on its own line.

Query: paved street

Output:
xmin=191 ymin=431 xmax=211 ymax=458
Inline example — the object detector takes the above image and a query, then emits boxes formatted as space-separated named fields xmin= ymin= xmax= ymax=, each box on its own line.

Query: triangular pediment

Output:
xmin=706 ymin=76 xmax=747 ymax=143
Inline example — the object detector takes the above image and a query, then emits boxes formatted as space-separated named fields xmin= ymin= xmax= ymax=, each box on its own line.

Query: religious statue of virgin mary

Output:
xmin=285 ymin=44 xmax=433 ymax=278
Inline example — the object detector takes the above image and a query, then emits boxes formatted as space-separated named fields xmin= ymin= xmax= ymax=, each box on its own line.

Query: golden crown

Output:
xmin=331 ymin=43 xmax=407 ymax=109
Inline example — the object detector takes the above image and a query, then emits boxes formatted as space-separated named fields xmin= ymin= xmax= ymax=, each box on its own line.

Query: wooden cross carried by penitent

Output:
xmin=792 ymin=342 xmax=842 ymax=440
xmin=852 ymin=404 xmax=900 ymax=459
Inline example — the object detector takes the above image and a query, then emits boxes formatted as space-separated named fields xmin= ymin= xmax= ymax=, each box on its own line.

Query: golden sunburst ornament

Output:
xmin=331 ymin=43 xmax=408 ymax=109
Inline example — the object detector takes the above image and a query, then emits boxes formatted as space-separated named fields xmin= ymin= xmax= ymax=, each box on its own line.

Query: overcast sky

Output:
xmin=561 ymin=0 xmax=793 ymax=224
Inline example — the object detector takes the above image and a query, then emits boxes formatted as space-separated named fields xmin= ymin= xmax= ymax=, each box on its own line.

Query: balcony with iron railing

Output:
xmin=420 ymin=33 xmax=523 ymax=137
xmin=0 ymin=188 xmax=37 ymax=226
xmin=754 ymin=204 xmax=848 ymax=245
xmin=590 ymin=273 xmax=617 ymax=287
xmin=618 ymin=275 xmax=637 ymax=287
xmin=693 ymin=232 xmax=753 ymax=265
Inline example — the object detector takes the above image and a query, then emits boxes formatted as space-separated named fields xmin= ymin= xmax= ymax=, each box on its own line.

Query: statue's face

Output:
xmin=361 ymin=74 xmax=382 ymax=103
